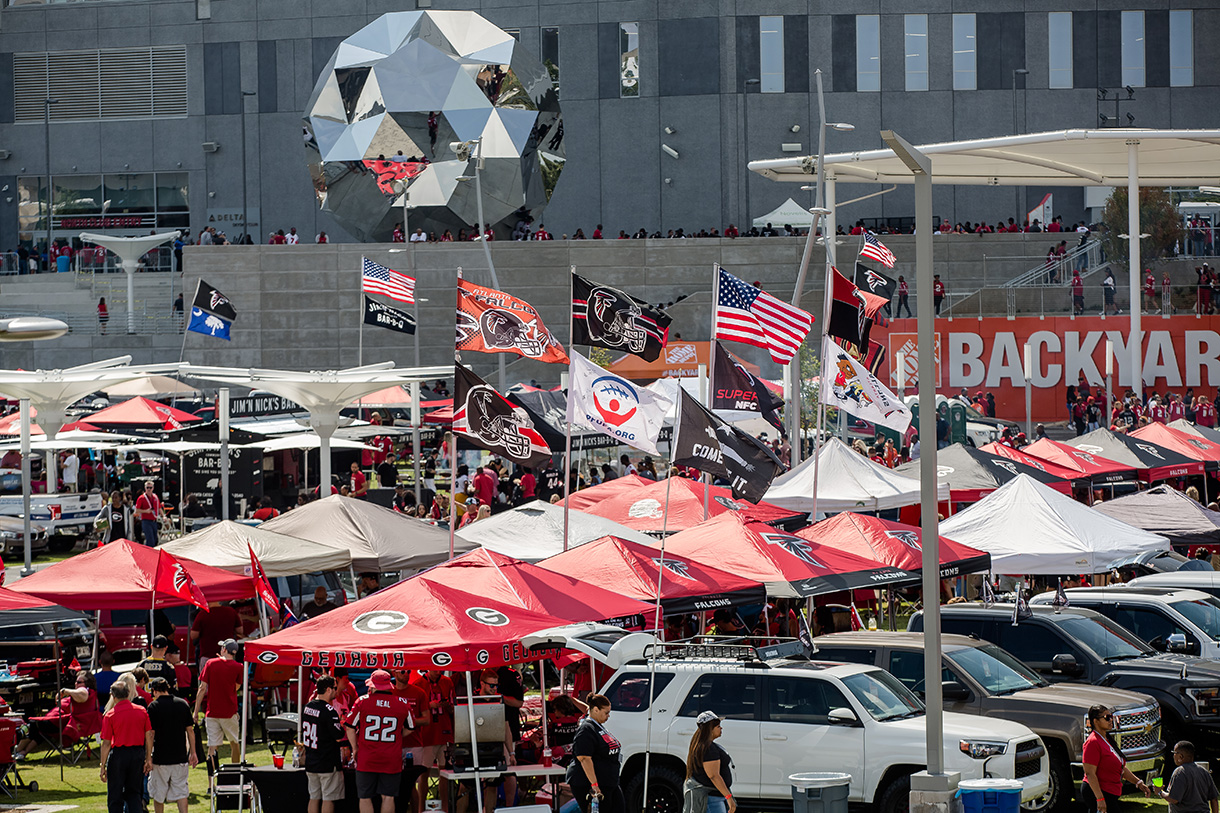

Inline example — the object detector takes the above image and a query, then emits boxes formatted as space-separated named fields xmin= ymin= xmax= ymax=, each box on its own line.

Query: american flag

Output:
xmin=361 ymin=257 xmax=416 ymax=304
xmin=859 ymin=232 xmax=896 ymax=268
xmin=714 ymin=268 xmax=813 ymax=365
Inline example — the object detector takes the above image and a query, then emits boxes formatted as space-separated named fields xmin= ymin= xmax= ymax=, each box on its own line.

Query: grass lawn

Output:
xmin=8 ymin=742 xmax=277 ymax=813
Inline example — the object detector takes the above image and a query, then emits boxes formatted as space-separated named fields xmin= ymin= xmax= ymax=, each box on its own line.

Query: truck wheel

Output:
xmin=878 ymin=774 xmax=912 ymax=813
xmin=1022 ymin=745 xmax=1071 ymax=813
xmin=624 ymin=763 xmax=684 ymax=813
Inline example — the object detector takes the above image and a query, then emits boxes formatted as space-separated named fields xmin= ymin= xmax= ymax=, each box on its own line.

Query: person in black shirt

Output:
xmin=392 ymin=485 xmax=416 ymax=514
xmin=376 ymin=453 xmax=399 ymax=489
xmin=302 ymin=675 xmax=346 ymax=813
xmin=147 ymin=677 xmax=196 ymax=813
xmin=538 ymin=464 xmax=563 ymax=503
xmin=686 ymin=711 xmax=735 ymax=813
xmin=138 ymin=636 xmax=177 ymax=692
xmin=300 ymin=587 xmax=338 ymax=621
xmin=497 ymin=665 xmax=526 ymax=742
xmin=567 ymin=694 xmax=623 ymax=813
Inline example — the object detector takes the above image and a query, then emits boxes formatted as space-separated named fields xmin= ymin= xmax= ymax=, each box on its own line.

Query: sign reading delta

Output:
xmin=887 ymin=315 xmax=1220 ymax=422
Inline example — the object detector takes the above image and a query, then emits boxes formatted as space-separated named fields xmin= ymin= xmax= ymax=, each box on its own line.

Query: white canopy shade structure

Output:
xmin=260 ymin=494 xmax=475 ymax=572
xmin=243 ymin=433 xmax=377 ymax=453
xmin=102 ymin=376 xmax=201 ymax=400
xmin=765 ymin=437 xmax=948 ymax=513
xmin=0 ymin=437 xmax=125 ymax=452
xmin=455 ymin=500 xmax=661 ymax=562
xmin=79 ymin=231 xmax=179 ymax=334
xmin=753 ymin=197 xmax=815 ymax=228
xmin=940 ymin=473 xmax=1169 ymax=574
xmin=159 ymin=520 xmax=353 ymax=578
xmin=181 ymin=362 xmax=448 ymax=496
xmin=0 ymin=317 xmax=69 ymax=342
xmin=749 ymin=128 xmax=1220 ymax=399
xmin=119 ymin=441 xmax=223 ymax=454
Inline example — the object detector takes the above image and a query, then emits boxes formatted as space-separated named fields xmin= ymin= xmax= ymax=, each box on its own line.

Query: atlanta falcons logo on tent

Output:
xmin=761 ymin=532 xmax=825 ymax=568
xmin=991 ymin=460 xmax=1019 ymax=476
xmin=654 ymin=558 xmax=693 ymax=580
xmin=1135 ymin=443 xmax=1165 ymax=460
xmin=884 ymin=530 xmax=922 ymax=550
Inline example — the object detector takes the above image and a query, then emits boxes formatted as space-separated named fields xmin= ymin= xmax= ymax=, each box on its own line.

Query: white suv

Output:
xmin=526 ymin=626 xmax=1050 ymax=813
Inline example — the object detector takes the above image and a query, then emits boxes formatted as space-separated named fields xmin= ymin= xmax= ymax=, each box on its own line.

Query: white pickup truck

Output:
xmin=0 ymin=490 xmax=103 ymax=553
xmin=525 ymin=626 xmax=1050 ymax=813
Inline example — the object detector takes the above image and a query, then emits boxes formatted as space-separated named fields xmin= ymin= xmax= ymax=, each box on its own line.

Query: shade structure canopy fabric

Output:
xmin=415 ymin=548 xmax=655 ymax=623
xmin=606 ymin=341 xmax=761 ymax=382
xmin=1065 ymin=428 xmax=1203 ymax=481
xmin=562 ymin=475 xmax=653 ymax=513
xmin=538 ymin=535 xmax=768 ymax=614
xmin=454 ymin=500 xmax=660 ymax=562
xmin=9 ymin=538 xmax=256 ymax=609
xmin=101 ymin=376 xmax=201 ymax=400
xmin=244 ymin=577 xmax=578 ymax=670
xmin=1169 ymin=419 xmax=1220 ymax=446
xmin=748 ymin=129 xmax=1220 ymax=187
xmin=664 ymin=513 xmax=915 ymax=597
xmin=1131 ymin=423 xmax=1220 ymax=473
xmin=753 ymin=197 xmax=815 ymax=228
xmin=766 ymin=437 xmax=948 ymax=513
xmin=1091 ymin=485 xmax=1220 ymax=546
xmin=84 ymin=397 xmax=204 ymax=431
xmin=794 ymin=513 xmax=991 ymax=579
xmin=158 ymin=521 xmax=353 ymax=577
xmin=939 ymin=474 xmax=1170 ymax=574
xmin=979 ymin=442 xmax=1086 ymax=485
xmin=568 ymin=476 xmax=801 ymax=535
xmin=242 ymin=433 xmax=377 ymax=453
xmin=1021 ymin=438 xmax=1138 ymax=484
xmin=0 ymin=585 xmax=55 ymax=610
xmin=260 ymin=495 xmax=475 ymax=572
xmin=895 ymin=442 xmax=1071 ymax=502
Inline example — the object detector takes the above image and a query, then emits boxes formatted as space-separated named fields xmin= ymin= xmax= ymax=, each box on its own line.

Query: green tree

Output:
xmin=1101 ymin=187 xmax=1184 ymax=267
xmin=797 ymin=340 xmax=823 ymax=435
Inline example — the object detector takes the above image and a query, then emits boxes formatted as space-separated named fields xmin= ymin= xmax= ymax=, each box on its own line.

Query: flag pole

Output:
xmin=562 ymin=267 xmax=576 ymax=551
xmin=809 ymin=265 xmax=836 ymax=524
xmin=449 ymin=268 xmax=463 ymax=561
xmin=704 ymin=265 xmax=721 ymax=520
xmin=357 ymin=259 xmax=365 ymax=418
xmin=640 ymin=451 xmax=674 ymax=811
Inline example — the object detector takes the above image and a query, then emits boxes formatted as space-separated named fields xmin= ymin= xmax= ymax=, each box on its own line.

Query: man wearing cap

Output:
xmin=193 ymin=639 xmax=244 ymax=765
xmin=138 ymin=636 xmax=177 ymax=692
xmin=147 ymin=677 xmax=196 ymax=813
xmin=303 ymin=675 xmax=346 ymax=813
xmin=345 ymin=670 xmax=415 ymax=813
xmin=100 ymin=681 xmax=153 ymax=813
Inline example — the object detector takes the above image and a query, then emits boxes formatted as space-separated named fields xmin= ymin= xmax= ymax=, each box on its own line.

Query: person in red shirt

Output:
xmin=472 ymin=466 xmax=497 ymax=507
xmin=1196 ymin=397 xmax=1217 ymax=428
xmin=1144 ymin=269 xmax=1156 ymax=313
xmin=517 ymin=467 xmax=536 ymax=505
xmin=135 ymin=481 xmax=163 ymax=546
xmin=331 ymin=669 xmax=359 ymax=720
xmin=167 ymin=645 xmax=192 ymax=701
xmin=1168 ymin=394 xmax=1187 ymax=423
xmin=592 ymin=225 xmax=603 ymax=240
xmin=932 ymin=275 xmax=945 ymax=315
xmin=249 ymin=497 xmax=280 ymax=521
xmin=1071 ymin=270 xmax=1086 ymax=315
xmin=190 ymin=601 xmax=242 ymax=669
xmin=392 ymin=671 xmax=432 ymax=812
xmin=896 ymin=276 xmax=911 ymax=317
xmin=345 ymin=670 xmax=416 ymax=813
xmin=349 ymin=462 xmax=368 ymax=499
xmin=193 ymin=640 xmax=245 ymax=766
xmin=100 ymin=681 xmax=153 ymax=813
xmin=1082 ymin=704 xmax=1150 ymax=811
xmin=1149 ymin=397 xmax=1167 ymax=424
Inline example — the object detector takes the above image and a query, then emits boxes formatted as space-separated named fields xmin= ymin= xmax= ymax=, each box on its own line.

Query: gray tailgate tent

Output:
xmin=158 ymin=520 xmax=353 ymax=576
xmin=1092 ymin=485 xmax=1220 ymax=546
xmin=261 ymin=495 xmax=474 ymax=572
xmin=455 ymin=500 xmax=661 ymax=562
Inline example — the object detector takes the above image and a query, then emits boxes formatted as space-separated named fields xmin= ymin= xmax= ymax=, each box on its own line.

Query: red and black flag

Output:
xmin=827 ymin=268 xmax=888 ymax=351
xmin=571 ymin=272 xmax=671 ymax=362
xmin=456 ymin=278 xmax=569 ymax=364
xmin=711 ymin=341 xmax=784 ymax=431
xmin=452 ymin=363 xmax=552 ymax=467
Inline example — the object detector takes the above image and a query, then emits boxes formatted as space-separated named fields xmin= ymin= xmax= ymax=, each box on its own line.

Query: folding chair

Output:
xmin=0 ymin=717 xmax=36 ymax=798
xmin=209 ymin=760 xmax=259 ymax=813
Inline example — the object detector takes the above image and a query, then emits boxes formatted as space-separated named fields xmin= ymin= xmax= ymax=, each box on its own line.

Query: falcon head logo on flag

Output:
xmin=209 ymin=290 xmax=231 ymax=310
xmin=761 ymin=532 xmax=825 ymax=568
xmin=653 ymin=559 xmax=693 ymax=580
xmin=591 ymin=376 xmax=640 ymax=427
xmin=467 ymin=386 xmax=532 ymax=459
xmin=479 ymin=309 xmax=547 ymax=357
xmin=884 ymin=530 xmax=922 ymax=551
xmin=864 ymin=269 xmax=887 ymax=292
xmin=588 ymin=289 xmax=648 ymax=352
xmin=172 ymin=563 xmax=190 ymax=594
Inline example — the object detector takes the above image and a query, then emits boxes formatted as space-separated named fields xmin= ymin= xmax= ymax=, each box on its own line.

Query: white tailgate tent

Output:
xmin=456 ymin=500 xmax=660 ymax=562
xmin=158 ymin=521 xmax=353 ymax=577
xmin=940 ymin=474 xmax=1169 ymax=574
xmin=765 ymin=437 xmax=948 ymax=513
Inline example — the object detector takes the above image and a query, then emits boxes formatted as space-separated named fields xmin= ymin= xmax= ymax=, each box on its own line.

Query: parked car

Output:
xmin=0 ymin=491 xmax=104 ymax=553
xmin=910 ymin=603 xmax=1220 ymax=762
xmin=0 ymin=515 xmax=49 ymax=557
xmin=0 ymin=604 xmax=97 ymax=714
xmin=1110 ymin=549 xmax=1203 ymax=581
xmin=524 ymin=624 xmax=1050 ymax=813
xmin=813 ymin=630 xmax=1163 ymax=812
xmin=1130 ymin=571 xmax=1220 ymax=600
xmin=1031 ymin=586 xmax=1220 ymax=659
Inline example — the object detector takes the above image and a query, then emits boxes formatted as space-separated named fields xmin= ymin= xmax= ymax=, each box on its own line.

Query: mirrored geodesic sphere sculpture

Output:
xmin=304 ymin=11 xmax=564 ymax=242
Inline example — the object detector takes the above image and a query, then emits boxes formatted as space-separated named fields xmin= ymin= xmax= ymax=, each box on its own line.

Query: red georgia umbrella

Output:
xmin=569 ymin=476 xmax=801 ymax=534
xmin=83 ymin=397 xmax=203 ymax=431
xmin=244 ymin=577 xmax=580 ymax=670
xmin=538 ymin=535 xmax=767 ymax=614
xmin=794 ymin=513 xmax=991 ymax=578
xmin=10 ymin=538 xmax=255 ymax=610
xmin=562 ymin=475 xmax=653 ymax=512
xmin=1131 ymin=423 xmax=1220 ymax=473
xmin=664 ymin=513 xmax=915 ymax=597
xmin=1022 ymin=438 xmax=1139 ymax=485
xmin=417 ymin=548 xmax=654 ymax=623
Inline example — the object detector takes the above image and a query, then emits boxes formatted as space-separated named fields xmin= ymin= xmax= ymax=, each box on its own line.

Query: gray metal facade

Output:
xmin=0 ymin=0 xmax=1215 ymax=248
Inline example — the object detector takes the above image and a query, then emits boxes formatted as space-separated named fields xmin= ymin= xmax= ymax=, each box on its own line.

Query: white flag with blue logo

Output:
xmin=566 ymin=352 xmax=672 ymax=456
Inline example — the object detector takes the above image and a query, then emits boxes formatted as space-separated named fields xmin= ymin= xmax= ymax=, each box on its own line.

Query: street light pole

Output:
xmin=240 ymin=90 xmax=257 ymax=243
xmin=470 ymin=137 xmax=506 ymax=391
xmin=1012 ymin=69 xmax=1028 ymax=220
xmin=43 ymin=98 xmax=57 ymax=263
xmin=741 ymin=78 xmax=760 ymax=229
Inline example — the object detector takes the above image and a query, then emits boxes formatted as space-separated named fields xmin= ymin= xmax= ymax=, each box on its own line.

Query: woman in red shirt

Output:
xmin=1082 ymin=705 xmax=1150 ymax=812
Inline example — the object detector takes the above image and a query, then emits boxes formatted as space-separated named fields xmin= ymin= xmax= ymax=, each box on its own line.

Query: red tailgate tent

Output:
xmin=83 ymin=397 xmax=203 ymax=431
xmin=0 ymin=585 xmax=54 ymax=610
xmin=569 ymin=477 xmax=801 ymax=534
xmin=10 ymin=538 xmax=255 ymax=609
xmin=664 ymin=513 xmax=914 ymax=597
xmin=1131 ymin=423 xmax=1220 ymax=473
xmin=979 ymin=442 xmax=1088 ymax=487
xmin=1022 ymin=438 xmax=1138 ymax=486
xmin=794 ymin=513 xmax=991 ymax=578
xmin=562 ymin=475 xmax=653 ymax=513
xmin=538 ymin=536 xmax=767 ymax=613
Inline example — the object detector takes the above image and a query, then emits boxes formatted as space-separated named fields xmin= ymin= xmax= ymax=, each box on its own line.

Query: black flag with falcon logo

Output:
xmin=671 ymin=389 xmax=784 ymax=503
xmin=854 ymin=262 xmax=896 ymax=304
xmin=571 ymin=272 xmax=672 ymax=362
xmin=452 ymin=364 xmax=552 ymax=468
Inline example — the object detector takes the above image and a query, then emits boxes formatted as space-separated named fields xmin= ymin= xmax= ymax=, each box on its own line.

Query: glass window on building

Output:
xmin=952 ymin=14 xmax=976 ymax=91
xmin=760 ymin=16 xmax=784 ymax=93
xmin=541 ymin=27 xmax=560 ymax=94
xmin=857 ymin=15 xmax=880 ymax=92
xmin=104 ymin=173 xmax=154 ymax=214
xmin=1048 ymin=12 xmax=1073 ymax=89
xmin=905 ymin=14 xmax=928 ymax=91
xmin=1121 ymin=10 xmax=1145 ymax=88
xmin=619 ymin=22 xmax=639 ymax=98
xmin=1169 ymin=10 xmax=1193 ymax=87
xmin=18 ymin=171 xmax=189 ymax=242
xmin=55 ymin=175 xmax=104 ymax=216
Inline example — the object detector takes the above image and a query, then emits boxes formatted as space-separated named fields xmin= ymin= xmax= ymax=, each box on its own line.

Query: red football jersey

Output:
xmin=345 ymin=692 xmax=415 ymax=773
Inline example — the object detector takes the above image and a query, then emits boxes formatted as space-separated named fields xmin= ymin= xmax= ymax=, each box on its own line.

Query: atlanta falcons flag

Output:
xmin=456 ymin=278 xmax=569 ymax=364
xmin=671 ymin=389 xmax=784 ymax=503
xmin=187 ymin=279 xmax=238 ymax=341
xmin=153 ymin=549 xmax=208 ymax=611
xmin=855 ymin=263 xmax=896 ymax=304
xmin=1051 ymin=579 xmax=1070 ymax=613
xmin=248 ymin=544 xmax=279 ymax=613
xmin=712 ymin=341 xmax=784 ymax=431
xmin=822 ymin=337 xmax=912 ymax=433
xmin=981 ymin=577 xmax=997 ymax=608
xmin=827 ymin=268 xmax=888 ymax=351
xmin=453 ymin=363 xmax=552 ymax=467
xmin=572 ymin=272 xmax=671 ymax=362
xmin=1012 ymin=583 xmax=1033 ymax=626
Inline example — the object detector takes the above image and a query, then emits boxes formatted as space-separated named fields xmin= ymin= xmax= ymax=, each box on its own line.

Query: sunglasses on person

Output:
xmin=482 ymin=681 xmax=499 ymax=690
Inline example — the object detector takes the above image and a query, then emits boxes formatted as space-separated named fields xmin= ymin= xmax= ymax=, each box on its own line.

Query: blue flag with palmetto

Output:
xmin=187 ymin=278 xmax=237 ymax=341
